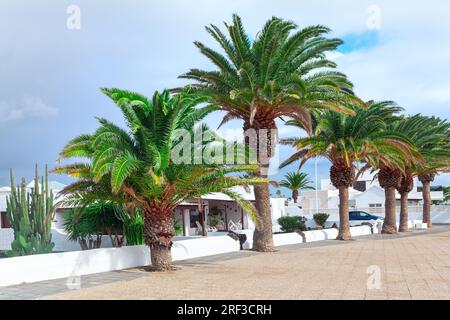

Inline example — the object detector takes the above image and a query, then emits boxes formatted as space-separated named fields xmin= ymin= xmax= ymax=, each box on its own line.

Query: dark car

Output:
xmin=349 ymin=211 xmax=383 ymax=221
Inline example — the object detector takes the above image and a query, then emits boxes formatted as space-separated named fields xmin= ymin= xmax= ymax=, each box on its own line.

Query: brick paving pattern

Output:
xmin=2 ymin=226 xmax=450 ymax=300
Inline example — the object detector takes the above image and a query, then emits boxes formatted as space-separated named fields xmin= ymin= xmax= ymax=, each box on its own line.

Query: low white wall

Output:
xmin=238 ymin=225 xmax=374 ymax=248
xmin=302 ymin=228 xmax=338 ymax=243
xmin=234 ymin=229 xmax=254 ymax=250
xmin=0 ymin=228 xmax=117 ymax=252
xmin=349 ymin=226 xmax=372 ymax=237
xmin=273 ymin=233 xmax=303 ymax=246
xmin=0 ymin=245 xmax=149 ymax=287
xmin=0 ymin=229 xmax=14 ymax=250
xmin=171 ymin=236 xmax=239 ymax=261
xmin=0 ymin=235 xmax=239 ymax=287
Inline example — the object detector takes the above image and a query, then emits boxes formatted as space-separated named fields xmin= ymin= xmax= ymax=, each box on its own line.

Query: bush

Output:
xmin=277 ymin=216 xmax=307 ymax=233
xmin=64 ymin=201 xmax=125 ymax=250
xmin=122 ymin=210 xmax=144 ymax=245
xmin=174 ymin=219 xmax=183 ymax=236
xmin=313 ymin=213 xmax=330 ymax=228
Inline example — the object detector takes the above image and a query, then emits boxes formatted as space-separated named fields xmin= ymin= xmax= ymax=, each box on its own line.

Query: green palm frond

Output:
xmin=281 ymin=100 xmax=418 ymax=174
xmin=180 ymin=15 xmax=362 ymax=132
xmin=55 ymin=88 xmax=267 ymax=219
xmin=279 ymin=171 xmax=314 ymax=190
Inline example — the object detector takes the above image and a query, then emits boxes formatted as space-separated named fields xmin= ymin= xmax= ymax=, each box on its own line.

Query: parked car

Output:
xmin=349 ymin=211 xmax=383 ymax=221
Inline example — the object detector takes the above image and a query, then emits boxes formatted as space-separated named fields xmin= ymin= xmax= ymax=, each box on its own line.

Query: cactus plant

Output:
xmin=6 ymin=164 xmax=55 ymax=256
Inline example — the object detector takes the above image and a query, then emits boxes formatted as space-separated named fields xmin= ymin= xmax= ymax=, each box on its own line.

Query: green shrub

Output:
xmin=174 ymin=219 xmax=183 ymax=236
xmin=64 ymin=201 xmax=125 ymax=250
xmin=313 ymin=213 xmax=330 ymax=228
xmin=122 ymin=210 xmax=145 ymax=245
xmin=277 ymin=216 xmax=307 ymax=233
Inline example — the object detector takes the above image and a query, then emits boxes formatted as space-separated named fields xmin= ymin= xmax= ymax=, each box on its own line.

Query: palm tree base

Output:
xmin=150 ymin=244 xmax=173 ymax=272
xmin=252 ymin=242 xmax=276 ymax=252
xmin=381 ymin=225 xmax=398 ymax=234
xmin=336 ymin=233 xmax=352 ymax=241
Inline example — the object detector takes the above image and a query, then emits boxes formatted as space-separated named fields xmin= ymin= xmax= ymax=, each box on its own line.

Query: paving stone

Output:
xmin=3 ymin=225 xmax=450 ymax=300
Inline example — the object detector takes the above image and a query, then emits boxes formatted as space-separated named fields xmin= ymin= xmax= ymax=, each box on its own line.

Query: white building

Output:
xmin=301 ymin=171 xmax=444 ymax=215
xmin=1 ymin=181 xmax=287 ymax=251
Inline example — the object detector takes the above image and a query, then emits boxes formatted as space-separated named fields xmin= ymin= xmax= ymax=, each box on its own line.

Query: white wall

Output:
xmin=0 ymin=228 xmax=13 ymax=250
xmin=353 ymin=186 xmax=386 ymax=208
xmin=270 ymin=198 xmax=287 ymax=233
xmin=0 ymin=228 xmax=118 ymax=252
xmin=302 ymin=229 xmax=339 ymax=242
xmin=270 ymin=198 xmax=286 ymax=222
xmin=0 ymin=235 xmax=239 ymax=287
xmin=237 ymin=226 xmax=373 ymax=249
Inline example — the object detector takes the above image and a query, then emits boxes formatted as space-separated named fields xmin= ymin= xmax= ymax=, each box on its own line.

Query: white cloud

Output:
xmin=0 ymin=96 xmax=58 ymax=122
xmin=334 ymin=35 xmax=450 ymax=119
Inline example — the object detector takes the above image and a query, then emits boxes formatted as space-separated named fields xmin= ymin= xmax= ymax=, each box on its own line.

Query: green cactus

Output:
xmin=6 ymin=164 xmax=55 ymax=256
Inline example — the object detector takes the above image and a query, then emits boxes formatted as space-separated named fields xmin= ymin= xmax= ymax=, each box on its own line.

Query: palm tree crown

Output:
xmin=281 ymin=101 xmax=413 ymax=174
xmin=55 ymin=89 xmax=262 ymax=208
xmin=180 ymin=14 xmax=363 ymax=135
xmin=279 ymin=171 xmax=314 ymax=203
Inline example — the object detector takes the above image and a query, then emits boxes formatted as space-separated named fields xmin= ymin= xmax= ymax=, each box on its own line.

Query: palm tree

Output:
xmin=414 ymin=118 xmax=450 ymax=228
xmin=179 ymin=14 xmax=363 ymax=251
xmin=281 ymin=101 xmax=410 ymax=240
xmin=444 ymin=186 xmax=450 ymax=203
xmin=387 ymin=115 xmax=450 ymax=231
xmin=54 ymin=88 xmax=265 ymax=271
xmin=279 ymin=172 xmax=314 ymax=203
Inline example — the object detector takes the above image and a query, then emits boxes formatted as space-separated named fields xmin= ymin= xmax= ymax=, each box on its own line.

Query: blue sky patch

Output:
xmin=338 ymin=30 xmax=381 ymax=53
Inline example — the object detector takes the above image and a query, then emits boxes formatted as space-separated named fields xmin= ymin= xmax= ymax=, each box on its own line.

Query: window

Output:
xmin=189 ymin=209 xmax=200 ymax=228
xmin=359 ymin=212 xmax=369 ymax=217
xmin=369 ymin=204 xmax=382 ymax=208
xmin=353 ymin=181 xmax=367 ymax=192
xmin=1 ymin=212 xmax=11 ymax=228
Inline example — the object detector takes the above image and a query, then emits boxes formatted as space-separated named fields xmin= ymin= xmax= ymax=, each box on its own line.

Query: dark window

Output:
xmin=189 ymin=210 xmax=200 ymax=228
xmin=359 ymin=212 xmax=369 ymax=217
xmin=353 ymin=181 xmax=367 ymax=192
xmin=1 ymin=212 xmax=11 ymax=228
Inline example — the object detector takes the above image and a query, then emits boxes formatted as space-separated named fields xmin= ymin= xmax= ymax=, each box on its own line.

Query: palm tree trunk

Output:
xmin=337 ymin=187 xmax=351 ymax=240
xmin=422 ymin=181 xmax=432 ymax=228
xmin=330 ymin=161 xmax=354 ymax=240
xmin=292 ymin=189 xmax=298 ymax=204
xmin=245 ymin=121 xmax=276 ymax=253
xmin=143 ymin=207 xmax=174 ymax=271
xmin=382 ymin=187 xmax=398 ymax=234
xmin=253 ymin=183 xmax=275 ymax=252
xmin=398 ymin=191 xmax=409 ymax=232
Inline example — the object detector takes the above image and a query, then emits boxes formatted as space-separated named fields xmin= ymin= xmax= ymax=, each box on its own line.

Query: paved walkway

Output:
xmin=2 ymin=226 xmax=450 ymax=300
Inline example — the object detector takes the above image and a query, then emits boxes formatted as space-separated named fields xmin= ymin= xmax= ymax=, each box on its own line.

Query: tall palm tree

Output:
xmin=279 ymin=172 xmax=314 ymax=203
xmin=414 ymin=118 xmax=450 ymax=228
xmin=179 ymin=14 xmax=363 ymax=251
xmin=281 ymin=101 xmax=410 ymax=240
xmin=54 ymin=88 xmax=265 ymax=271
xmin=388 ymin=115 xmax=450 ymax=231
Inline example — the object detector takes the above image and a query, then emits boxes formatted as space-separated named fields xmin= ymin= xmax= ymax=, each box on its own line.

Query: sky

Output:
xmin=0 ymin=0 xmax=449 ymax=196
